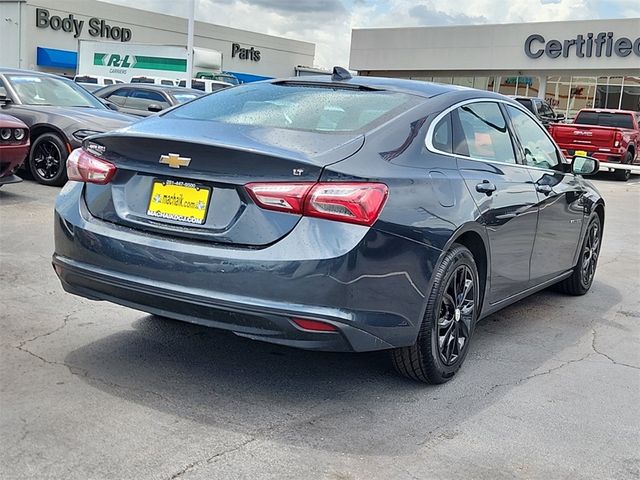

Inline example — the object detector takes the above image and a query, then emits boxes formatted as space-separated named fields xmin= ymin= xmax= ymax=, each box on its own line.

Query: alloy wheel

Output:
xmin=33 ymin=141 xmax=62 ymax=180
xmin=437 ymin=265 xmax=474 ymax=366
xmin=581 ymin=220 xmax=600 ymax=286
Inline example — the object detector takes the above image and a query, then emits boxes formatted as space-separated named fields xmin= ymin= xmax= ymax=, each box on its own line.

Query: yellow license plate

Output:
xmin=147 ymin=179 xmax=211 ymax=225
xmin=575 ymin=150 xmax=588 ymax=157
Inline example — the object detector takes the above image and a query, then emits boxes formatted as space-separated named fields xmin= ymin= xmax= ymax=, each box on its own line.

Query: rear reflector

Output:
xmin=291 ymin=317 xmax=338 ymax=332
xmin=245 ymin=182 xmax=388 ymax=226
xmin=67 ymin=148 xmax=116 ymax=185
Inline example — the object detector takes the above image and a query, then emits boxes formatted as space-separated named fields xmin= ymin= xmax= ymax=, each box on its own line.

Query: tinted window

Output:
xmin=0 ymin=79 xmax=7 ymax=97
xmin=105 ymin=88 xmax=132 ymax=106
xmin=104 ymin=79 xmax=114 ymax=85
xmin=432 ymin=113 xmax=452 ymax=153
xmin=517 ymin=98 xmax=534 ymax=113
xmin=131 ymin=77 xmax=155 ymax=84
xmin=126 ymin=89 xmax=170 ymax=110
xmin=506 ymin=105 xmax=560 ymax=170
xmin=166 ymin=82 xmax=421 ymax=133
xmin=160 ymin=80 xmax=174 ymax=86
xmin=575 ymin=111 xmax=634 ymax=129
xmin=75 ymin=76 xmax=98 ymax=84
xmin=538 ymin=101 xmax=554 ymax=117
xmin=453 ymin=102 xmax=515 ymax=163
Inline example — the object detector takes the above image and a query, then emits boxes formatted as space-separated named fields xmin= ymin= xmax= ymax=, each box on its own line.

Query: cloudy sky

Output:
xmin=103 ymin=0 xmax=638 ymax=68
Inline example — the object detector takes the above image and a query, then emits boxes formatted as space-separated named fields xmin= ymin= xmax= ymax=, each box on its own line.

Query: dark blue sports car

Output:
xmin=53 ymin=69 xmax=604 ymax=383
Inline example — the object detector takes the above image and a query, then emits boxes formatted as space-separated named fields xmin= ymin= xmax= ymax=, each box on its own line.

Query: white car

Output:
xmin=177 ymin=78 xmax=231 ymax=93
xmin=130 ymin=76 xmax=179 ymax=86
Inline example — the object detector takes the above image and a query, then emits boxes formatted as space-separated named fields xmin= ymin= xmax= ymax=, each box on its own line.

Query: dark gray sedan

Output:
xmin=53 ymin=71 xmax=605 ymax=384
xmin=93 ymin=84 xmax=204 ymax=117
xmin=0 ymin=68 xmax=135 ymax=186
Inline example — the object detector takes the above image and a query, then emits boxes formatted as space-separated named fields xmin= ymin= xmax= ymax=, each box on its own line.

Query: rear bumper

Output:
xmin=53 ymin=182 xmax=440 ymax=352
xmin=560 ymin=147 xmax=625 ymax=163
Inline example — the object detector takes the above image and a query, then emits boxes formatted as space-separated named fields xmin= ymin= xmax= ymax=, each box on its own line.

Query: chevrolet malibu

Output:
xmin=53 ymin=71 xmax=604 ymax=384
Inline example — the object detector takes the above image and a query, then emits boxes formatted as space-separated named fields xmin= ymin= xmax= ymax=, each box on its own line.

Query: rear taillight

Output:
xmin=245 ymin=182 xmax=388 ymax=226
xmin=614 ymin=131 xmax=622 ymax=148
xmin=67 ymin=148 xmax=116 ymax=184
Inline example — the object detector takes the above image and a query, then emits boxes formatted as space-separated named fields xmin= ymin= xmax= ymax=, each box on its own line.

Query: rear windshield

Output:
xmin=575 ymin=111 xmax=634 ymax=129
xmin=131 ymin=77 xmax=155 ymax=84
xmin=165 ymin=82 xmax=421 ymax=133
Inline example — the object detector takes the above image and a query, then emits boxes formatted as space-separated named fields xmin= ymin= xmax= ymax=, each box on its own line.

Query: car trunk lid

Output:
xmin=83 ymin=117 xmax=364 ymax=246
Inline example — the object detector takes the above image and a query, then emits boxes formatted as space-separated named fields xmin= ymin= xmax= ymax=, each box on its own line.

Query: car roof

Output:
xmin=0 ymin=68 xmax=69 ymax=79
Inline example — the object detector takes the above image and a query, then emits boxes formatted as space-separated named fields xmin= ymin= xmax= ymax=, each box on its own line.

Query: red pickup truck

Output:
xmin=549 ymin=109 xmax=640 ymax=181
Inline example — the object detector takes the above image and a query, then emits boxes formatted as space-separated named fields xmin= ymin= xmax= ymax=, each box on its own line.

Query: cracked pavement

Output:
xmin=1 ymin=175 xmax=639 ymax=480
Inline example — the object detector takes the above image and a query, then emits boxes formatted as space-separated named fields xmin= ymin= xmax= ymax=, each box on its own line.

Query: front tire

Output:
xmin=29 ymin=133 xmax=69 ymax=186
xmin=554 ymin=214 xmax=602 ymax=295
xmin=391 ymin=244 xmax=479 ymax=384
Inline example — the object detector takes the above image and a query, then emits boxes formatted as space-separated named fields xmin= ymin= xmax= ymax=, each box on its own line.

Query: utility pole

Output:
xmin=186 ymin=0 xmax=195 ymax=88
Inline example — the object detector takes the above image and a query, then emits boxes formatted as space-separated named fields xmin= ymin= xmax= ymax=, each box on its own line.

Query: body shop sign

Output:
xmin=36 ymin=8 xmax=132 ymax=42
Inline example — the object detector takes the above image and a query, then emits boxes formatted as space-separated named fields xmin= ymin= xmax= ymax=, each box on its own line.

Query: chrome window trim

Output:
xmin=425 ymin=97 xmax=570 ymax=175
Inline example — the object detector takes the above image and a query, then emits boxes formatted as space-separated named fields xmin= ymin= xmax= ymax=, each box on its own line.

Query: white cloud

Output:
xmin=102 ymin=0 xmax=634 ymax=71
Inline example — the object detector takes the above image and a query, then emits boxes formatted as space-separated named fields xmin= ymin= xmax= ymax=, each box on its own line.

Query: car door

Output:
xmin=453 ymin=101 xmax=539 ymax=303
xmin=504 ymin=103 xmax=585 ymax=284
xmin=124 ymin=89 xmax=171 ymax=116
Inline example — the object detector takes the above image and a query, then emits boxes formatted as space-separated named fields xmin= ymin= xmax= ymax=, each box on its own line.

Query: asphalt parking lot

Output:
xmin=1 ymin=174 xmax=639 ymax=480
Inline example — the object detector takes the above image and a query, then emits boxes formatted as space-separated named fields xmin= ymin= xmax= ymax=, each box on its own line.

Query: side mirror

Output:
xmin=572 ymin=155 xmax=599 ymax=176
xmin=147 ymin=103 xmax=163 ymax=112
xmin=555 ymin=113 xmax=565 ymax=122
xmin=0 ymin=94 xmax=12 ymax=107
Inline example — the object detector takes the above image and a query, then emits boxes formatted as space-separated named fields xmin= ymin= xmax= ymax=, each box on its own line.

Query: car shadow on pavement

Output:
xmin=64 ymin=280 xmax=622 ymax=456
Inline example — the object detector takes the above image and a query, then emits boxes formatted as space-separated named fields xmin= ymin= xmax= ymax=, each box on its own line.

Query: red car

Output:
xmin=0 ymin=113 xmax=29 ymax=186
xmin=549 ymin=109 xmax=640 ymax=181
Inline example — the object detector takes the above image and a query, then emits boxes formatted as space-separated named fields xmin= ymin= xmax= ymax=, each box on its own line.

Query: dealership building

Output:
xmin=0 ymin=0 xmax=316 ymax=82
xmin=350 ymin=18 xmax=640 ymax=119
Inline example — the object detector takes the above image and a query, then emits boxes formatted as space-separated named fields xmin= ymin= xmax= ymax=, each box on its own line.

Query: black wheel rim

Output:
xmin=581 ymin=220 xmax=600 ymax=286
xmin=33 ymin=141 xmax=62 ymax=180
xmin=437 ymin=265 xmax=474 ymax=366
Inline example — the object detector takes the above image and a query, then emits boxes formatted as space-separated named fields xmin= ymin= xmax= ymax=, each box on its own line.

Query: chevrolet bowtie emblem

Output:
xmin=159 ymin=153 xmax=191 ymax=168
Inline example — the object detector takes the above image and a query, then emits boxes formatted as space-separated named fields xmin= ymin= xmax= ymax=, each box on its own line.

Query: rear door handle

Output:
xmin=475 ymin=180 xmax=497 ymax=196
xmin=536 ymin=184 xmax=553 ymax=195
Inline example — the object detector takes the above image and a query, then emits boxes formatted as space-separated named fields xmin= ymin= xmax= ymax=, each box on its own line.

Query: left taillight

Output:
xmin=245 ymin=182 xmax=388 ymax=226
xmin=66 ymin=148 xmax=116 ymax=184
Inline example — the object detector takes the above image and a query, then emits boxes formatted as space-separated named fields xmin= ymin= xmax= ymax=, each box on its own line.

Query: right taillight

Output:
xmin=245 ymin=182 xmax=388 ymax=226
xmin=614 ymin=131 xmax=622 ymax=148
xmin=67 ymin=148 xmax=116 ymax=184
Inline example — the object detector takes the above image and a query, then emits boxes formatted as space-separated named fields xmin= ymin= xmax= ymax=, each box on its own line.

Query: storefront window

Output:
xmin=452 ymin=77 xmax=474 ymax=88
xmin=566 ymin=76 xmax=597 ymax=119
xmin=545 ymin=76 xmax=571 ymax=117
xmin=595 ymin=76 xmax=623 ymax=109
xmin=432 ymin=76 xmax=453 ymax=84
xmin=621 ymin=76 xmax=640 ymax=112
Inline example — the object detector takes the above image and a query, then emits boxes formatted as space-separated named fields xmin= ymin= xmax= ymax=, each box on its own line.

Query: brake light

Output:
xmin=66 ymin=148 xmax=116 ymax=184
xmin=245 ymin=182 xmax=388 ymax=226
xmin=614 ymin=131 xmax=622 ymax=148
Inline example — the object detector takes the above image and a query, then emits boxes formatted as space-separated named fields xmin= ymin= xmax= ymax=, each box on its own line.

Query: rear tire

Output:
xmin=613 ymin=152 xmax=632 ymax=182
xmin=391 ymin=244 xmax=479 ymax=384
xmin=554 ymin=214 xmax=601 ymax=295
xmin=29 ymin=133 xmax=69 ymax=186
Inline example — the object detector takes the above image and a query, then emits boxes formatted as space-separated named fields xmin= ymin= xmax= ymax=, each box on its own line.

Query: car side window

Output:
xmin=0 ymin=78 xmax=7 ymax=98
xmin=105 ymin=88 xmax=132 ymax=106
xmin=431 ymin=113 xmax=452 ymax=153
xmin=506 ymin=105 xmax=561 ymax=171
xmin=538 ymin=101 xmax=554 ymax=117
xmin=126 ymin=90 xmax=170 ymax=111
xmin=453 ymin=102 xmax=516 ymax=163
